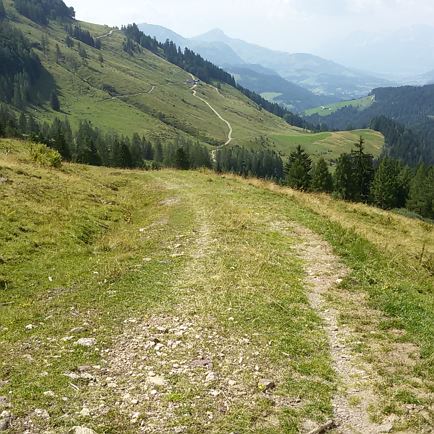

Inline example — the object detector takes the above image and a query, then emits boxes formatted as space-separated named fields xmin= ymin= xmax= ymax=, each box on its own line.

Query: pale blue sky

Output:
xmin=66 ymin=0 xmax=434 ymax=53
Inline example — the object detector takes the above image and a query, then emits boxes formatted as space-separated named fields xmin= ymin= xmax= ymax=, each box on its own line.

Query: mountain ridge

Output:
xmin=139 ymin=23 xmax=392 ymax=102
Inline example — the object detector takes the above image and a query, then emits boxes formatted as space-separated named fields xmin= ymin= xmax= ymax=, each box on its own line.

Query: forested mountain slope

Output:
xmin=305 ymin=85 xmax=434 ymax=164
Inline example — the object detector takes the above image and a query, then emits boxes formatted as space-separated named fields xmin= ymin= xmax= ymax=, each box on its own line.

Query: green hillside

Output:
xmin=304 ymin=95 xmax=375 ymax=117
xmin=1 ymin=139 xmax=432 ymax=433
xmin=271 ymin=129 xmax=383 ymax=163
xmin=1 ymin=0 xmax=383 ymax=160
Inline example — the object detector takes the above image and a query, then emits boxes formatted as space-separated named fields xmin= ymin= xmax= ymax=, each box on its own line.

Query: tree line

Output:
xmin=1 ymin=104 xmax=432 ymax=219
xmin=283 ymin=138 xmax=434 ymax=219
xmin=13 ymin=0 xmax=74 ymax=25
xmin=0 ymin=104 xmax=286 ymax=182
xmin=65 ymin=24 xmax=101 ymax=49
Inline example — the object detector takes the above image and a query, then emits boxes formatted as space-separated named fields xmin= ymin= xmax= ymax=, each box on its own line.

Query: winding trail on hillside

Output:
xmin=189 ymin=73 xmax=233 ymax=147
xmin=96 ymin=29 xmax=117 ymax=39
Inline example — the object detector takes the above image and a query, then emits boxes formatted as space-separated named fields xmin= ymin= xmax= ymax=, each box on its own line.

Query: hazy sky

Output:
xmin=66 ymin=0 xmax=434 ymax=53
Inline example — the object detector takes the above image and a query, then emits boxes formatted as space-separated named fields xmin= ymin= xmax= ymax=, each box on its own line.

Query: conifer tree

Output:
xmin=398 ymin=166 xmax=413 ymax=207
xmin=407 ymin=165 xmax=434 ymax=218
xmin=175 ymin=147 xmax=190 ymax=170
xmin=130 ymin=133 xmax=144 ymax=167
xmin=371 ymin=158 xmax=404 ymax=209
xmin=284 ymin=145 xmax=312 ymax=190
xmin=334 ymin=153 xmax=354 ymax=200
xmin=50 ymin=91 xmax=60 ymax=111
xmin=154 ymin=140 xmax=163 ymax=162
xmin=48 ymin=118 xmax=71 ymax=160
xmin=55 ymin=44 xmax=62 ymax=64
xmin=75 ymin=120 xmax=101 ymax=166
xmin=18 ymin=112 xmax=27 ymax=134
xmin=311 ymin=157 xmax=333 ymax=193
xmin=41 ymin=34 xmax=49 ymax=57
xmin=351 ymin=136 xmax=374 ymax=202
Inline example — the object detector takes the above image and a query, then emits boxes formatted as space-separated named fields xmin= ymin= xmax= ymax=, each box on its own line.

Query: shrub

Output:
xmin=30 ymin=143 xmax=62 ymax=168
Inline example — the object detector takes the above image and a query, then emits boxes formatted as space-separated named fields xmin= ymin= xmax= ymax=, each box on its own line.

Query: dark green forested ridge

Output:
xmin=13 ymin=0 xmax=75 ymax=25
xmin=0 ymin=22 xmax=47 ymax=108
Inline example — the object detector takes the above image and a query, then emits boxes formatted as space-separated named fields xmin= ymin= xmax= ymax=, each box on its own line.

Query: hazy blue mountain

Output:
xmin=138 ymin=23 xmax=187 ymax=47
xmin=138 ymin=24 xmax=244 ymax=66
xmin=138 ymin=24 xmax=390 ymax=102
xmin=320 ymin=25 xmax=434 ymax=77
xmin=192 ymin=29 xmax=391 ymax=99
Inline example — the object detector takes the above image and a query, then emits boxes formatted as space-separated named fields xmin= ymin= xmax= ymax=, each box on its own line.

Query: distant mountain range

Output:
xmin=138 ymin=24 xmax=392 ymax=110
xmin=319 ymin=25 xmax=434 ymax=79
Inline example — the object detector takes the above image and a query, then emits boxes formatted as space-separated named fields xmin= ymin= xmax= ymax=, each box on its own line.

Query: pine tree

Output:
xmin=50 ymin=91 xmax=61 ymax=111
xmin=311 ymin=158 xmax=333 ymax=193
xmin=55 ymin=44 xmax=62 ymax=64
xmin=0 ymin=0 xmax=6 ymax=20
xmin=284 ymin=145 xmax=312 ymax=190
xmin=407 ymin=165 xmax=434 ymax=218
xmin=334 ymin=153 xmax=354 ymax=200
xmin=398 ymin=166 xmax=413 ymax=208
xmin=48 ymin=118 xmax=71 ymax=160
xmin=154 ymin=140 xmax=163 ymax=162
xmin=75 ymin=120 xmax=101 ymax=166
xmin=371 ymin=158 xmax=404 ymax=209
xmin=18 ymin=113 xmax=27 ymax=135
xmin=12 ymin=82 xmax=23 ymax=108
xmin=175 ymin=147 xmax=190 ymax=170
xmin=351 ymin=136 xmax=374 ymax=202
xmin=41 ymin=34 xmax=49 ymax=57
xmin=130 ymin=133 xmax=144 ymax=167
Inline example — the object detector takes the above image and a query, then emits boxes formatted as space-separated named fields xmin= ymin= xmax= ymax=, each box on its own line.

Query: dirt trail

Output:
xmin=274 ymin=221 xmax=395 ymax=433
xmin=78 ymin=184 xmax=273 ymax=432
xmin=100 ymin=85 xmax=156 ymax=102
xmin=189 ymin=74 xmax=233 ymax=147
xmin=96 ymin=29 xmax=117 ymax=39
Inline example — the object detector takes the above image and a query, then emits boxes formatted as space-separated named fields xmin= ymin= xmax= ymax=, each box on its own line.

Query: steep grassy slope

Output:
xmin=2 ymin=0 xmax=383 ymax=160
xmin=1 ymin=139 xmax=432 ymax=433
